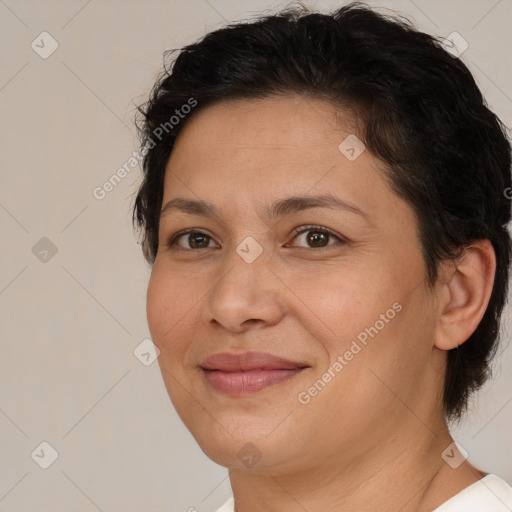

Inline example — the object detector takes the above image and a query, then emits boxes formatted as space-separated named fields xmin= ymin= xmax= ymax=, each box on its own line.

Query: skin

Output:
xmin=146 ymin=94 xmax=496 ymax=511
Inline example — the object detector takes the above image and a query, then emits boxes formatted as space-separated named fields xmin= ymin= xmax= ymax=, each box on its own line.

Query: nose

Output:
xmin=202 ymin=245 xmax=286 ymax=333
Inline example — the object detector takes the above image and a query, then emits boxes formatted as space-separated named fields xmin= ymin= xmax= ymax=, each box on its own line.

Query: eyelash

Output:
xmin=166 ymin=225 xmax=346 ymax=250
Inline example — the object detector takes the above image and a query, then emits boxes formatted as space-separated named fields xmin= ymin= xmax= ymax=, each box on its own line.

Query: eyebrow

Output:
xmin=160 ymin=194 xmax=371 ymax=224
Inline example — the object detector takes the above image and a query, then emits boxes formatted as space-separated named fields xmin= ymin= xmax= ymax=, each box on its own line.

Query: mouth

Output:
xmin=200 ymin=351 xmax=310 ymax=395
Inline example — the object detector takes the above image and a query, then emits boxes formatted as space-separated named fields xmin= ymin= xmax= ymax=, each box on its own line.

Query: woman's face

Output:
xmin=146 ymin=94 xmax=444 ymax=473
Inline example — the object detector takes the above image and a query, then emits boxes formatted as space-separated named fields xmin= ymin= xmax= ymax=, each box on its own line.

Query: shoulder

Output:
xmin=433 ymin=474 xmax=512 ymax=511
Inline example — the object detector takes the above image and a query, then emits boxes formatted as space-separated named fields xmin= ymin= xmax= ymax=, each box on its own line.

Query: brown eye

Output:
xmin=186 ymin=233 xmax=211 ymax=249
xmin=306 ymin=231 xmax=329 ymax=247
xmin=289 ymin=226 xmax=345 ymax=248
xmin=168 ymin=230 xmax=216 ymax=250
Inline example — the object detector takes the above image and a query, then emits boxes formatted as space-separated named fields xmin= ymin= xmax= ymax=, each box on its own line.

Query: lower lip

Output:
xmin=202 ymin=368 xmax=305 ymax=395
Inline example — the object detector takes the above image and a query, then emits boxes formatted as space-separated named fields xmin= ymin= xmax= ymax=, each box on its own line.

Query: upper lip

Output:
xmin=200 ymin=351 xmax=309 ymax=372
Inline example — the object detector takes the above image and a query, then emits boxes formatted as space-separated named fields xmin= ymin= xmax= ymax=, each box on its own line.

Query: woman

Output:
xmin=132 ymin=2 xmax=512 ymax=510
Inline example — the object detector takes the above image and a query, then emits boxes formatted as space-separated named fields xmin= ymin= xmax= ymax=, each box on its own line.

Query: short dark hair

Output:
xmin=132 ymin=1 xmax=512 ymax=420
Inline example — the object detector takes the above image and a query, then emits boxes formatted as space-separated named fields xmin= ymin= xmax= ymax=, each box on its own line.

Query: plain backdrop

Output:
xmin=1 ymin=0 xmax=511 ymax=511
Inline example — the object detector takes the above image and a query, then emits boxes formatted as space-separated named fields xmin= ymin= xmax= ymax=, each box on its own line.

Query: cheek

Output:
xmin=345 ymin=283 xmax=438 ymax=410
xmin=285 ymin=257 xmax=431 ymax=393
xmin=146 ymin=269 xmax=170 ymax=341
xmin=146 ymin=264 xmax=198 ymax=357
xmin=280 ymin=263 xmax=391 ymax=352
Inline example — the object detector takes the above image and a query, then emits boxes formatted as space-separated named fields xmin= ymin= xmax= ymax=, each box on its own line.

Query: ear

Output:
xmin=434 ymin=240 xmax=496 ymax=351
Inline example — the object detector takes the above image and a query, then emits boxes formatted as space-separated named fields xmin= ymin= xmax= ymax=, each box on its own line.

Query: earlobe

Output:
xmin=433 ymin=240 xmax=496 ymax=351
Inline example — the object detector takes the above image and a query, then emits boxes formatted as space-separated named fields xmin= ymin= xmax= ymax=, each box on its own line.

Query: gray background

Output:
xmin=1 ymin=1 xmax=511 ymax=511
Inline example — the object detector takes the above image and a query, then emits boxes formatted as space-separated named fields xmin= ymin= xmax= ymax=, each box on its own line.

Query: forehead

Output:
xmin=162 ymin=94 xmax=405 ymax=226
xmin=172 ymin=94 xmax=362 ymax=155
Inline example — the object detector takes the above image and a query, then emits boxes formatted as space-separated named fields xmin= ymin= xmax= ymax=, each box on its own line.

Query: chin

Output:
xmin=187 ymin=418 xmax=286 ymax=470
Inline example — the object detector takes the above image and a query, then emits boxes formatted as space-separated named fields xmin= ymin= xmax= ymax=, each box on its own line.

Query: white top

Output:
xmin=215 ymin=496 xmax=235 ymax=512
xmin=432 ymin=474 xmax=512 ymax=511
xmin=215 ymin=474 xmax=512 ymax=512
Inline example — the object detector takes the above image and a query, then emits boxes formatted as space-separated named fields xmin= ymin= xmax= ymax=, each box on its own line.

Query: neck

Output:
xmin=228 ymin=416 xmax=483 ymax=512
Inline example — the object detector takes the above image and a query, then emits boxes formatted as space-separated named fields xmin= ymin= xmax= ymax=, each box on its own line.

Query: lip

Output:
xmin=201 ymin=351 xmax=308 ymax=371
xmin=200 ymin=351 xmax=310 ymax=395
